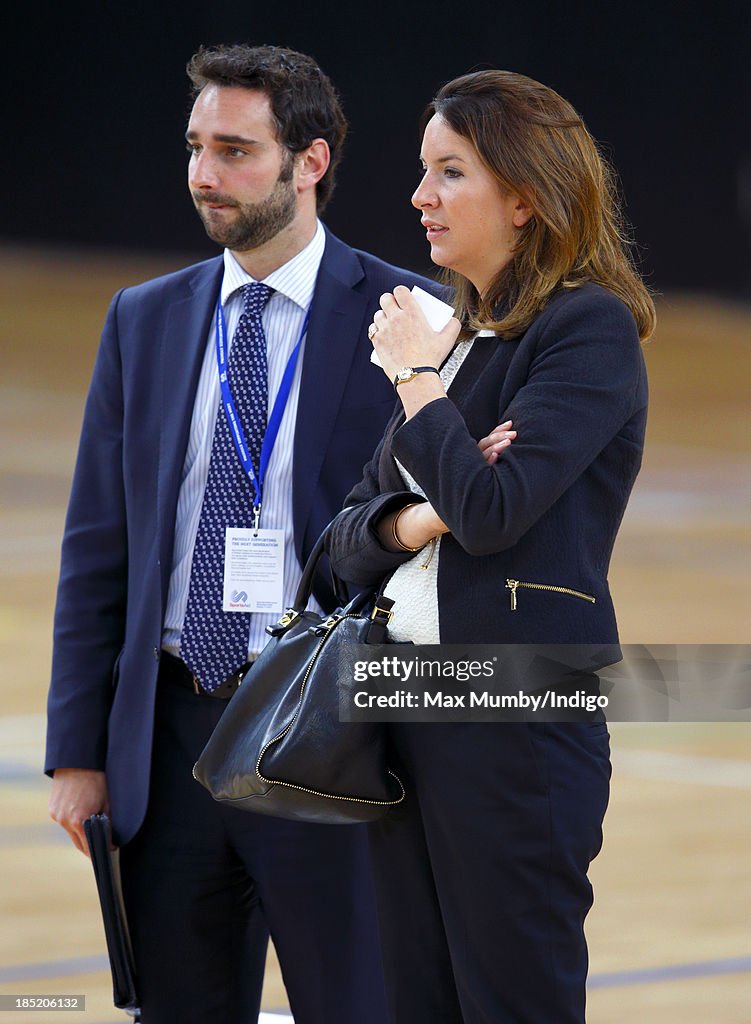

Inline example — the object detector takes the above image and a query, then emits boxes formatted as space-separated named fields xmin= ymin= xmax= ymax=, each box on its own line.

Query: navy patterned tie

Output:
xmin=181 ymin=282 xmax=273 ymax=692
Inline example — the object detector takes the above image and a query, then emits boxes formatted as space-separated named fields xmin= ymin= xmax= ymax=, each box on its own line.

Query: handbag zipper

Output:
xmin=505 ymin=579 xmax=596 ymax=612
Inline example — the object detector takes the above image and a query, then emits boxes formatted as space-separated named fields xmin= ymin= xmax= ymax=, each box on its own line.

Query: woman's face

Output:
xmin=412 ymin=115 xmax=532 ymax=296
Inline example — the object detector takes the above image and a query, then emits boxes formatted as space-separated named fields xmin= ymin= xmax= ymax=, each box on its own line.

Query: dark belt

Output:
xmin=159 ymin=650 xmax=253 ymax=700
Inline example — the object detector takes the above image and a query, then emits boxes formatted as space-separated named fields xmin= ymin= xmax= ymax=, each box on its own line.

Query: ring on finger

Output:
xmin=367 ymin=323 xmax=378 ymax=340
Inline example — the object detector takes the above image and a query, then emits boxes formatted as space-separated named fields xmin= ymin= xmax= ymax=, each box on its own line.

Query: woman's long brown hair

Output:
xmin=423 ymin=70 xmax=656 ymax=341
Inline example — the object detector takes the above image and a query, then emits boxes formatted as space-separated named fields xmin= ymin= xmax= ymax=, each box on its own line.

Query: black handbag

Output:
xmin=192 ymin=522 xmax=405 ymax=824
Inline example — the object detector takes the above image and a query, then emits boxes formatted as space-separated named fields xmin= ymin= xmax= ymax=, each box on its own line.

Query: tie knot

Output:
xmin=240 ymin=282 xmax=273 ymax=317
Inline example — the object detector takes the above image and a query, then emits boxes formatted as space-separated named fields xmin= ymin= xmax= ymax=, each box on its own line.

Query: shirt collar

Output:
xmin=220 ymin=219 xmax=326 ymax=311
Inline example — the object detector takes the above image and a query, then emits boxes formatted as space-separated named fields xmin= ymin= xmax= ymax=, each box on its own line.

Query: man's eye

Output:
xmin=186 ymin=144 xmax=200 ymax=156
xmin=227 ymin=148 xmax=246 ymax=157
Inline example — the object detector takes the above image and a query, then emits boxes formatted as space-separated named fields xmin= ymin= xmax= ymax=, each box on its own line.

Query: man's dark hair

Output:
xmin=187 ymin=43 xmax=347 ymax=212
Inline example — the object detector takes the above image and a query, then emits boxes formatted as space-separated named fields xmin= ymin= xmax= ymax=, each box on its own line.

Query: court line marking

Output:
xmin=611 ymin=748 xmax=751 ymax=789
xmin=4 ymin=714 xmax=751 ymax=789
xmin=80 ymin=1015 xmax=294 ymax=1023
xmin=5 ymin=751 xmax=751 ymax=791
xmin=588 ymin=955 xmax=751 ymax=988
xmin=1 ymin=954 xmax=749 ymax=991
xmin=0 ymin=956 xmax=108 ymax=981
xmin=0 ymin=763 xmax=45 ymax=782
xmin=0 ymin=823 xmax=69 ymax=846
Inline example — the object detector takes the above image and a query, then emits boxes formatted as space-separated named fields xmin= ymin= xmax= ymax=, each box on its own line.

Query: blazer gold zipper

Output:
xmin=505 ymin=579 xmax=596 ymax=612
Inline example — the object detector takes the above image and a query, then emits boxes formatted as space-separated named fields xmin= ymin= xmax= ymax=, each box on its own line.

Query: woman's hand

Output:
xmin=478 ymin=420 xmax=516 ymax=464
xmin=370 ymin=285 xmax=461 ymax=387
xmin=378 ymin=415 xmax=515 ymax=552
xmin=377 ymin=421 xmax=517 ymax=552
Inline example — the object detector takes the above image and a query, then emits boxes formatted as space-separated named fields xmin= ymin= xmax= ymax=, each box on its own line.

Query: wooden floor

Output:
xmin=1 ymin=247 xmax=749 ymax=1022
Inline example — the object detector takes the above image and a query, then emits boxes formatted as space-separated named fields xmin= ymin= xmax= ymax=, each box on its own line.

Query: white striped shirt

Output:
xmin=162 ymin=220 xmax=326 ymax=657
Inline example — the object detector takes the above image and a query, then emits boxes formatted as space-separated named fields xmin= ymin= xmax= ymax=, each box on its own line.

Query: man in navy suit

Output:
xmin=46 ymin=43 xmax=437 ymax=1023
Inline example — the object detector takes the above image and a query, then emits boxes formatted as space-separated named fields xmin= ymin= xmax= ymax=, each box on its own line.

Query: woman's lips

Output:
xmin=423 ymin=222 xmax=448 ymax=239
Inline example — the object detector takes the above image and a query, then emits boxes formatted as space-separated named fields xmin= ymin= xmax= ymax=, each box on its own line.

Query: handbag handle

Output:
xmin=268 ymin=507 xmax=393 ymax=642
xmin=291 ymin=507 xmax=355 ymax=614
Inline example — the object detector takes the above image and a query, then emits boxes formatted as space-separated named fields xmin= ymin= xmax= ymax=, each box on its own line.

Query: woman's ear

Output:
xmin=512 ymin=197 xmax=534 ymax=229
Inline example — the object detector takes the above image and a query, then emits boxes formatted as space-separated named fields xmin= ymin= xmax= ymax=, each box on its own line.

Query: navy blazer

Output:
xmin=46 ymin=229 xmax=440 ymax=845
xmin=328 ymin=283 xmax=648 ymax=658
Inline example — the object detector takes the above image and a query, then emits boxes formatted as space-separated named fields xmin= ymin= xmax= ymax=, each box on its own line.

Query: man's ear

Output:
xmin=296 ymin=139 xmax=330 ymax=194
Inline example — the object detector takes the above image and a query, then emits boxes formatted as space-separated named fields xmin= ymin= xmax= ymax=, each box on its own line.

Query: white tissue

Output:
xmin=370 ymin=286 xmax=456 ymax=367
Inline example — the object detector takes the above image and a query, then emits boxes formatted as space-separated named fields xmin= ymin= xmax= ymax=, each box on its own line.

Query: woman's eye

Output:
xmin=444 ymin=167 xmax=462 ymax=179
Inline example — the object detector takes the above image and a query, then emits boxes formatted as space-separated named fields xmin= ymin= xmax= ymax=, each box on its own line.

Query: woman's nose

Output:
xmin=412 ymin=175 xmax=436 ymax=210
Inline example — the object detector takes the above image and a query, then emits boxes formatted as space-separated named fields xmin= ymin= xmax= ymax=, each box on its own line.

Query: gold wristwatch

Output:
xmin=393 ymin=366 xmax=440 ymax=390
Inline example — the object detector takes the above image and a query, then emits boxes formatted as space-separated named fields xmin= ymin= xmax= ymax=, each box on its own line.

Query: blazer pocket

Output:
xmin=505 ymin=579 xmax=596 ymax=612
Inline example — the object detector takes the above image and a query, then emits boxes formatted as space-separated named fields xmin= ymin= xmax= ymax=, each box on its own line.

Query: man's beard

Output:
xmin=193 ymin=154 xmax=297 ymax=252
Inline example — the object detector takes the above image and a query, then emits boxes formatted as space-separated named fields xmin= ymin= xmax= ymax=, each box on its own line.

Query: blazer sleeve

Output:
xmin=390 ymin=288 xmax=646 ymax=556
xmin=45 ymin=291 xmax=129 ymax=773
xmin=327 ymin=423 xmax=426 ymax=587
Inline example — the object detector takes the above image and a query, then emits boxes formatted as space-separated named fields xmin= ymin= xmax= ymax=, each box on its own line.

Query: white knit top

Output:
xmin=384 ymin=336 xmax=479 ymax=643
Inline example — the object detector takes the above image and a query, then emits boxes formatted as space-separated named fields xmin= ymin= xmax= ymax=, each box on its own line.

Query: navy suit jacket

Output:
xmin=46 ymin=228 xmax=440 ymax=845
xmin=329 ymin=283 xmax=648 ymax=661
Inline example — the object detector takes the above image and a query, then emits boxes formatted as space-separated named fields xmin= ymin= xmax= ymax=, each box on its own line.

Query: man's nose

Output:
xmin=189 ymin=150 xmax=220 ymax=190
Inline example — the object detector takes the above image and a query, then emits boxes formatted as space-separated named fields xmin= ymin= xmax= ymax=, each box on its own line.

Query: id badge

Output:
xmin=222 ymin=528 xmax=285 ymax=614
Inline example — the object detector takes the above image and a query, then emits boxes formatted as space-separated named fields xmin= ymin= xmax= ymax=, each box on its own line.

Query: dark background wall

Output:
xmin=7 ymin=1 xmax=751 ymax=293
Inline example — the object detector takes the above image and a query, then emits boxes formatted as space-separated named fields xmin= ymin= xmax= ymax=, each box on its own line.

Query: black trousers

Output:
xmin=120 ymin=675 xmax=389 ymax=1024
xmin=369 ymin=721 xmax=611 ymax=1024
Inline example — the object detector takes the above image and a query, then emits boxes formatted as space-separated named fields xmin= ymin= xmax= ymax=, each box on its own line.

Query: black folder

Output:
xmin=83 ymin=813 xmax=141 ymax=1020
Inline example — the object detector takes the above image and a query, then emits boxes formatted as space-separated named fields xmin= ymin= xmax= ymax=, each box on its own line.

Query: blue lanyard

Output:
xmin=215 ymin=296 xmax=310 ymax=529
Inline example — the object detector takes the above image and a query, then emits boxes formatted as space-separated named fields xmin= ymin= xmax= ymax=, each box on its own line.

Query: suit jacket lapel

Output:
xmin=292 ymin=232 xmax=368 ymax=562
xmin=157 ymin=257 xmax=223 ymax=601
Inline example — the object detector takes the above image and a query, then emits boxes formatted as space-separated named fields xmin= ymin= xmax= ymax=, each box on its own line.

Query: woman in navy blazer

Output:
xmin=328 ymin=70 xmax=654 ymax=1023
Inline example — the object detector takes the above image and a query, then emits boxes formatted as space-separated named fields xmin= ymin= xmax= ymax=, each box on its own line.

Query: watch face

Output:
xmin=397 ymin=368 xmax=413 ymax=381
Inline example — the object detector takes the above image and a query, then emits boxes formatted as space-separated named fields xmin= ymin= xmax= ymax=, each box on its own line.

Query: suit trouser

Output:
xmin=119 ymin=675 xmax=389 ymax=1024
xmin=369 ymin=721 xmax=611 ymax=1024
